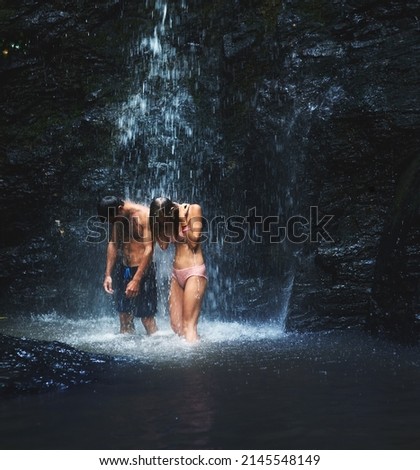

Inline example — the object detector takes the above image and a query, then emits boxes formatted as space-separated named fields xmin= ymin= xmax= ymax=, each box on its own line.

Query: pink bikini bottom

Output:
xmin=172 ymin=264 xmax=208 ymax=289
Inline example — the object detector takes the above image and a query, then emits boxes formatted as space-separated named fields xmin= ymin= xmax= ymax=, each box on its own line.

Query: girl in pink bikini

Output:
xmin=150 ymin=197 xmax=208 ymax=342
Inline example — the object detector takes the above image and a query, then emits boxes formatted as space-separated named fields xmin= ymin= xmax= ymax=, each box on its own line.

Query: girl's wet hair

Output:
xmin=149 ymin=197 xmax=179 ymax=242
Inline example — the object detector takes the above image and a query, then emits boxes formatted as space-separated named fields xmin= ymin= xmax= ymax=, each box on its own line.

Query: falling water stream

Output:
xmin=1 ymin=0 xmax=420 ymax=451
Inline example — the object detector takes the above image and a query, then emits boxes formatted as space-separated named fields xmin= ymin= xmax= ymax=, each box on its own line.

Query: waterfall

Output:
xmin=115 ymin=0 xmax=323 ymax=327
xmin=116 ymin=0 xmax=207 ymax=321
xmin=117 ymin=0 xmax=197 ymax=203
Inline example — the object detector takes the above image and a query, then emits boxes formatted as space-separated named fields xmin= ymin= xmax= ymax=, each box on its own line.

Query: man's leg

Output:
xmin=141 ymin=316 xmax=158 ymax=335
xmin=119 ymin=312 xmax=135 ymax=334
xmin=141 ymin=317 xmax=157 ymax=335
xmin=138 ymin=264 xmax=158 ymax=335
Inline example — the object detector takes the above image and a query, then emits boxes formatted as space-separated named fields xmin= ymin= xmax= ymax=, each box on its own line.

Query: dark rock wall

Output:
xmin=280 ymin=0 xmax=420 ymax=339
xmin=0 ymin=0 xmax=418 ymax=340
xmin=0 ymin=0 xmax=137 ymax=313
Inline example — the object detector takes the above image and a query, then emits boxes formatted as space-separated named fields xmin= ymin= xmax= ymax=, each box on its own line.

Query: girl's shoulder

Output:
xmin=183 ymin=203 xmax=202 ymax=214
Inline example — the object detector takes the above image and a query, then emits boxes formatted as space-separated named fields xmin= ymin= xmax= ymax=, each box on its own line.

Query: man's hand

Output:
xmin=125 ymin=279 xmax=140 ymax=298
xmin=103 ymin=275 xmax=114 ymax=294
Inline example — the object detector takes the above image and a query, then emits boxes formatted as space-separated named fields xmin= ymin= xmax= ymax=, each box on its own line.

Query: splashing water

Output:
xmin=2 ymin=312 xmax=287 ymax=364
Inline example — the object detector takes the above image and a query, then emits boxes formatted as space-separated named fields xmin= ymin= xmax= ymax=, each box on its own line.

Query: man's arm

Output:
xmin=125 ymin=214 xmax=154 ymax=298
xmin=103 ymin=224 xmax=118 ymax=294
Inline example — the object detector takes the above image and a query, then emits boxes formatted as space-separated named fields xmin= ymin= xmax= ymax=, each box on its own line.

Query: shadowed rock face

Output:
xmin=0 ymin=1 xmax=418 ymax=341
xmin=275 ymin=1 xmax=420 ymax=340
xmin=0 ymin=334 xmax=110 ymax=396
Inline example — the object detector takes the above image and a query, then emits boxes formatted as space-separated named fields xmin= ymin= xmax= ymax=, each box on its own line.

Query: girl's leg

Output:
xmin=182 ymin=276 xmax=207 ymax=342
xmin=169 ymin=276 xmax=184 ymax=335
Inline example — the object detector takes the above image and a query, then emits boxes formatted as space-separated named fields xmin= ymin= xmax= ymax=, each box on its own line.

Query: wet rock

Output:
xmin=223 ymin=29 xmax=257 ymax=59
xmin=0 ymin=334 xmax=110 ymax=396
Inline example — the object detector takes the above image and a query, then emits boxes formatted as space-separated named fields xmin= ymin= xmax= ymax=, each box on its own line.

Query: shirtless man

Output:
xmin=97 ymin=196 xmax=158 ymax=335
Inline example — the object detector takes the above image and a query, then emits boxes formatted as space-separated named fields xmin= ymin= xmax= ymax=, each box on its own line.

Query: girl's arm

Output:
xmin=183 ymin=204 xmax=203 ymax=251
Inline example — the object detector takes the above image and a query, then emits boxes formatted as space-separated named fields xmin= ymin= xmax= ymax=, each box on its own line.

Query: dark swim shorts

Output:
xmin=114 ymin=263 xmax=157 ymax=318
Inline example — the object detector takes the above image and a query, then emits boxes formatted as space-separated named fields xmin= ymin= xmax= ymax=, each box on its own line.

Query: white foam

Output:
xmin=4 ymin=312 xmax=287 ymax=363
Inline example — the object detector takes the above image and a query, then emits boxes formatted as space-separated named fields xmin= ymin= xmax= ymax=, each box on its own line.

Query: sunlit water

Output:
xmin=2 ymin=313 xmax=420 ymax=450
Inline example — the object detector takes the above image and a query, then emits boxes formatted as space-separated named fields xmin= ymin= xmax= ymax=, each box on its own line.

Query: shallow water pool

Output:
xmin=1 ymin=313 xmax=420 ymax=449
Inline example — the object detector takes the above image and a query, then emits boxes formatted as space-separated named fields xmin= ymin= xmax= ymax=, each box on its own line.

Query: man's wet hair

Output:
xmin=97 ymin=196 xmax=124 ymax=222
